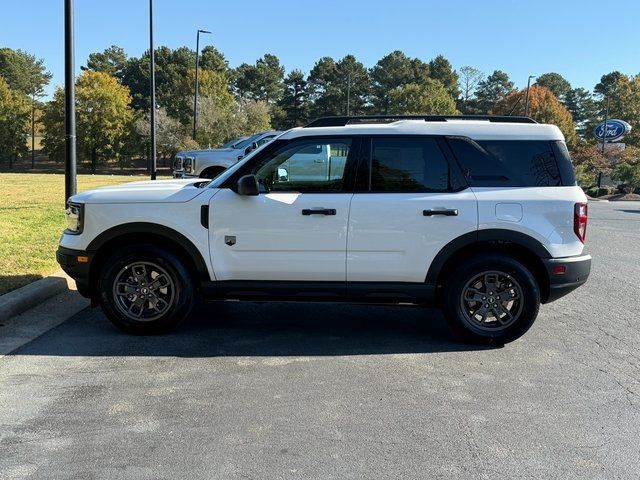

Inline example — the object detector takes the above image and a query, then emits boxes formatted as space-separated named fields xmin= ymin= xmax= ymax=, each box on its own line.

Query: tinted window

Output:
xmin=252 ymin=139 xmax=351 ymax=193
xmin=370 ymin=138 xmax=450 ymax=192
xmin=447 ymin=138 xmax=563 ymax=187
xmin=551 ymin=140 xmax=577 ymax=186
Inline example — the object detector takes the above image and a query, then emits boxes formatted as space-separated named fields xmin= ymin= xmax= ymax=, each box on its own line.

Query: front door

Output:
xmin=347 ymin=136 xmax=478 ymax=284
xmin=209 ymin=137 xmax=357 ymax=282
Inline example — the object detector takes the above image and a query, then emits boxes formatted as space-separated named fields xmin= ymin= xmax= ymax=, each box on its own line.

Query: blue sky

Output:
xmin=2 ymin=0 xmax=639 ymax=98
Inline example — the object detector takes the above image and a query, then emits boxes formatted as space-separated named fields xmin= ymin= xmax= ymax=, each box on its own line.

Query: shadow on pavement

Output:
xmin=9 ymin=301 xmax=496 ymax=357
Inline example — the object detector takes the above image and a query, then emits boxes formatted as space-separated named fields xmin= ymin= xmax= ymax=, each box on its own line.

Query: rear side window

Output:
xmin=447 ymin=138 xmax=570 ymax=187
xmin=370 ymin=137 xmax=451 ymax=192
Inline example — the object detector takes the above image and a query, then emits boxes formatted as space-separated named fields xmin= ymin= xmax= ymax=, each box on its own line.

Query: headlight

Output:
xmin=184 ymin=157 xmax=194 ymax=173
xmin=65 ymin=202 xmax=84 ymax=235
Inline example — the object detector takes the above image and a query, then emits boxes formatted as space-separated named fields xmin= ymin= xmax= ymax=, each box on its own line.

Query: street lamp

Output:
xmin=524 ymin=75 xmax=536 ymax=117
xmin=64 ymin=0 xmax=77 ymax=203
xmin=192 ymin=29 xmax=212 ymax=140
xmin=149 ymin=0 xmax=157 ymax=180
xmin=346 ymin=72 xmax=351 ymax=116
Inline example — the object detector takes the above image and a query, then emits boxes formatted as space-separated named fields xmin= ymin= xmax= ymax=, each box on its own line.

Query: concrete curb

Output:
xmin=0 ymin=271 xmax=75 ymax=322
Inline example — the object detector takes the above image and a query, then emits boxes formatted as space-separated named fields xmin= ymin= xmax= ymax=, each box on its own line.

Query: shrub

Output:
xmin=612 ymin=162 xmax=640 ymax=194
xmin=585 ymin=186 xmax=615 ymax=198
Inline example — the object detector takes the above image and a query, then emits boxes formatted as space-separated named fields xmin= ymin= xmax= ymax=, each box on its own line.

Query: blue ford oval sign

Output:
xmin=593 ymin=119 xmax=632 ymax=142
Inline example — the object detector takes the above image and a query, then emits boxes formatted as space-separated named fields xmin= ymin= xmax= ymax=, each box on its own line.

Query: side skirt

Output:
xmin=200 ymin=281 xmax=437 ymax=305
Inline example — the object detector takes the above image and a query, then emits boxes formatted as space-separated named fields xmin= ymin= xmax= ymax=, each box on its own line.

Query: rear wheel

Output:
xmin=442 ymin=254 xmax=540 ymax=344
xmin=98 ymin=245 xmax=194 ymax=334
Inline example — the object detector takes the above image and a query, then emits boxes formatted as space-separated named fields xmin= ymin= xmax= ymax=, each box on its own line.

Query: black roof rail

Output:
xmin=305 ymin=115 xmax=537 ymax=128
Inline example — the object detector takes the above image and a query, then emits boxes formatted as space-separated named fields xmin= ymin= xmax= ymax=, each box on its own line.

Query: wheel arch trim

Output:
xmin=86 ymin=222 xmax=210 ymax=281
xmin=425 ymin=229 xmax=552 ymax=284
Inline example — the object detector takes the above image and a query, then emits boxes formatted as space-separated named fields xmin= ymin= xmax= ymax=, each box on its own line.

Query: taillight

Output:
xmin=574 ymin=202 xmax=588 ymax=243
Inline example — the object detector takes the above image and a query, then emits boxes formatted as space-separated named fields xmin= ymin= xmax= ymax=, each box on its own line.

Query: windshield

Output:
xmin=221 ymin=136 xmax=246 ymax=149
xmin=232 ymin=133 xmax=265 ymax=150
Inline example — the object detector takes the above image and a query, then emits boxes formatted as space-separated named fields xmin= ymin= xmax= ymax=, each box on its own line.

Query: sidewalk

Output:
xmin=0 ymin=273 xmax=89 ymax=357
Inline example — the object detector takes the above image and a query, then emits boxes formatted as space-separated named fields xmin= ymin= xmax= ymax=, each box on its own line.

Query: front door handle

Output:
xmin=423 ymin=208 xmax=458 ymax=217
xmin=302 ymin=208 xmax=336 ymax=216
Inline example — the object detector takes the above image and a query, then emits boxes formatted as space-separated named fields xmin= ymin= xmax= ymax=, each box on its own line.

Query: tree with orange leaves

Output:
xmin=494 ymin=85 xmax=577 ymax=147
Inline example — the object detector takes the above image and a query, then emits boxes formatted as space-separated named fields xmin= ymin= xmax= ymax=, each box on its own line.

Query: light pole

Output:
xmin=192 ymin=29 xmax=211 ymax=140
xmin=149 ymin=0 xmax=157 ymax=180
xmin=524 ymin=75 xmax=535 ymax=117
xmin=31 ymin=89 xmax=36 ymax=169
xmin=346 ymin=72 xmax=351 ymax=116
xmin=601 ymin=91 xmax=610 ymax=154
xmin=64 ymin=0 xmax=77 ymax=203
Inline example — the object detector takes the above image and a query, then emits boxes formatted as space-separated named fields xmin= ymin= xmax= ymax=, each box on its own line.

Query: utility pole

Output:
xmin=64 ymin=0 xmax=77 ymax=203
xmin=192 ymin=29 xmax=211 ymax=140
xmin=524 ymin=75 xmax=535 ymax=117
xmin=149 ymin=0 xmax=157 ymax=180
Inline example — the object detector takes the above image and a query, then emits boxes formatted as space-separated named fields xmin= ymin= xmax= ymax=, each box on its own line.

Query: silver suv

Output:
xmin=173 ymin=131 xmax=281 ymax=179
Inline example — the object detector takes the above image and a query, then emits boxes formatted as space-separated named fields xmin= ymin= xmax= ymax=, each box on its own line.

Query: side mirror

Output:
xmin=236 ymin=174 xmax=259 ymax=196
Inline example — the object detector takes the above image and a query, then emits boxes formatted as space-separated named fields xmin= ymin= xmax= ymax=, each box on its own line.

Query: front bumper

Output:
xmin=542 ymin=254 xmax=591 ymax=303
xmin=56 ymin=246 xmax=93 ymax=298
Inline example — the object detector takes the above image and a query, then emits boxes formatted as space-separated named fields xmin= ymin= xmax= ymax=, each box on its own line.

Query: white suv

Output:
xmin=173 ymin=131 xmax=281 ymax=179
xmin=57 ymin=115 xmax=591 ymax=344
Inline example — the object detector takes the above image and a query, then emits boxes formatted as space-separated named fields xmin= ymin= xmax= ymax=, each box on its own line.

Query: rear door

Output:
xmin=347 ymin=136 xmax=478 ymax=283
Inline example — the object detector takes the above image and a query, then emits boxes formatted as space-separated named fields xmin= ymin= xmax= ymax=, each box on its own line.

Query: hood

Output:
xmin=70 ymin=178 xmax=210 ymax=204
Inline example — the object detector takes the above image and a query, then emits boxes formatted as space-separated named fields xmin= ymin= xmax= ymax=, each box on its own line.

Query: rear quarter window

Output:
xmin=447 ymin=137 xmax=573 ymax=187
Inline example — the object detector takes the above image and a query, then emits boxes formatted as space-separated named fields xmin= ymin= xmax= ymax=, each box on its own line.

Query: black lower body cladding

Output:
xmin=542 ymin=254 xmax=591 ymax=303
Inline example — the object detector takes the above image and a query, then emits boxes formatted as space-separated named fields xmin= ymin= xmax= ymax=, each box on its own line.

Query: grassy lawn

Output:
xmin=0 ymin=173 xmax=153 ymax=295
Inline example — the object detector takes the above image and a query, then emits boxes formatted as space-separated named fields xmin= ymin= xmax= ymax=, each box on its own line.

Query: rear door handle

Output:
xmin=302 ymin=208 xmax=336 ymax=216
xmin=423 ymin=209 xmax=458 ymax=217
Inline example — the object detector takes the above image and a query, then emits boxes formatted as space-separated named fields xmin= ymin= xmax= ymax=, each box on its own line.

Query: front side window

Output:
xmin=252 ymin=138 xmax=352 ymax=193
xmin=370 ymin=137 xmax=451 ymax=192
xmin=256 ymin=135 xmax=276 ymax=147
xmin=233 ymin=133 xmax=264 ymax=150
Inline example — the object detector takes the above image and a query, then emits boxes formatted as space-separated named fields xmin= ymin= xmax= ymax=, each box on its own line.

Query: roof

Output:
xmin=280 ymin=119 xmax=565 ymax=142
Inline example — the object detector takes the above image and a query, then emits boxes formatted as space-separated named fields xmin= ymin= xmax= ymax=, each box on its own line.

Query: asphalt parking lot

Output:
xmin=1 ymin=201 xmax=639 ymax=479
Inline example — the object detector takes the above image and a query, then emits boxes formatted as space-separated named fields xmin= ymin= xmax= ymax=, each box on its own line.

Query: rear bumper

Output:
xmin=56 ymin=246 xmax=93 ymax=298
xmin=542 ymin=254 xmax=591 ymax=303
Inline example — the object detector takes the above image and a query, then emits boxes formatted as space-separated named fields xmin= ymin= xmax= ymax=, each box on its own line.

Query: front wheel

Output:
xmin=442 ymin=254 xmax=540 ymax=344
xmin=98 ymin=245 xmax=194 ymax=334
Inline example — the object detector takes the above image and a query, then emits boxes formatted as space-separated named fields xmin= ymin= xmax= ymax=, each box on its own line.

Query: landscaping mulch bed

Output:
xmin=599 ymin=193 xmax=640 ymax=201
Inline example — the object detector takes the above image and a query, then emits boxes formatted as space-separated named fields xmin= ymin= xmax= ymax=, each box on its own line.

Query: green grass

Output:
xmin=0 ymin=173 xmax=157 ymax=295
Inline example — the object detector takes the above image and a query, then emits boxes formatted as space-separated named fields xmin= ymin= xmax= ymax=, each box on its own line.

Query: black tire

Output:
xmin=98 ymin=245 xmax=194 ymax=334
xmin=442 ymin=254 xmax=540 ymax=345
xmin=200 ymin=167 xmax=225 ymax=179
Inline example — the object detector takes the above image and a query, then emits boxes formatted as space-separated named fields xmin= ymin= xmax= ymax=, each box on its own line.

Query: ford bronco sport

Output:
xmin=57 ymin=115 xmax=591 ymax=344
